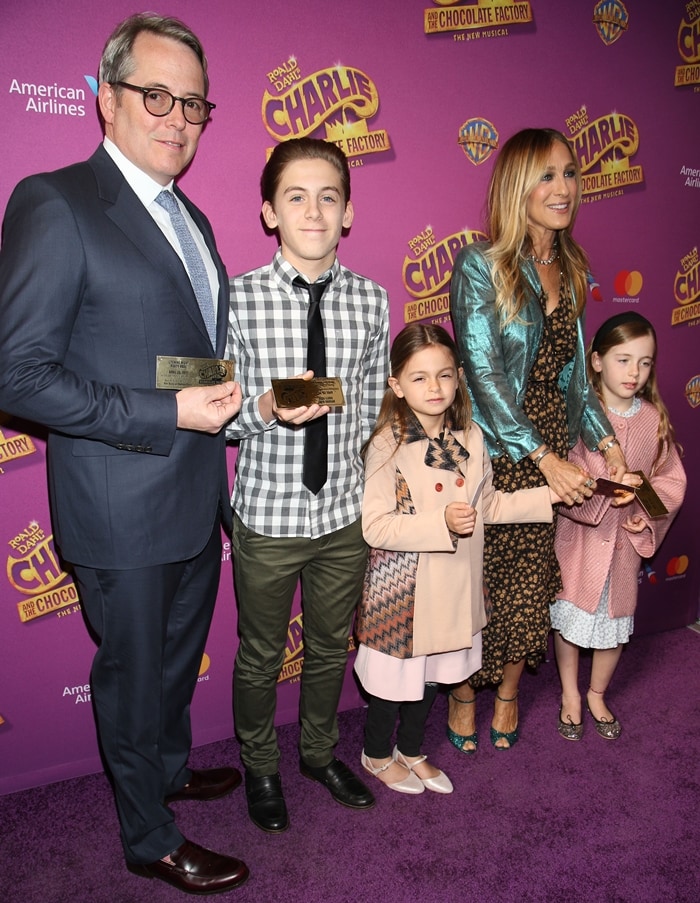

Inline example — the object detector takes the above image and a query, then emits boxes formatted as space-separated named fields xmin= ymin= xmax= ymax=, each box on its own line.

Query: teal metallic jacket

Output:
xmin=450 ymin=242 xmax=612 ymax=462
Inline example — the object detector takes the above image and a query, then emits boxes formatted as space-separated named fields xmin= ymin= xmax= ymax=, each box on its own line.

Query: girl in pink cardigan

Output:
xmin=552 ymin=312 xmax=686 ymax=741
xmin=355 ymin=324 xmax=558 ymax=794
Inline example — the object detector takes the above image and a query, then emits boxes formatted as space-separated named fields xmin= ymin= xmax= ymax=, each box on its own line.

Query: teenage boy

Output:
xmin=226 ymin=138 xmax=390 ymax=832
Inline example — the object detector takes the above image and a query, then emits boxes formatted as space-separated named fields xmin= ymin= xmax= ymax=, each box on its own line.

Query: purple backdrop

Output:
xmin=1 ymin=0 xmax=697 ymax=795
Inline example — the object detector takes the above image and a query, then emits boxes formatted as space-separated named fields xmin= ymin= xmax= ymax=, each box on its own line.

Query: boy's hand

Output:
xmin=258 ymin=371 xmax=331 ymax=424
xmin=273 ymin=371 xmax=330 ymax=424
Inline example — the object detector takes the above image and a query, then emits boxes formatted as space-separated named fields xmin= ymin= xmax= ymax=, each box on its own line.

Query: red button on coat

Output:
xmin=435 ymin=483 xmax=443 ymax=492
xmin=456 ymin=477 xmax=464 ymax=487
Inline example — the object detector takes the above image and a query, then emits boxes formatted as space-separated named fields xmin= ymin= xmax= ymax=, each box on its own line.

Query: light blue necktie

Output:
xmin=156 ymin=189 xmax=217 ymax=347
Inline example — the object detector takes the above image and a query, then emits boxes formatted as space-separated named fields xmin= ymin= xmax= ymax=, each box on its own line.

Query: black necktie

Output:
xmin=294 ymin=275 xmax=331 ymax=494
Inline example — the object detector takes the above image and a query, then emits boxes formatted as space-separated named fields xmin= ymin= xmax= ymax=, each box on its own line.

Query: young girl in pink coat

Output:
xmin=355 ymin=324 xmax=558 ymax=794
xmin=552 ymin=312 xmax=686 ymax=741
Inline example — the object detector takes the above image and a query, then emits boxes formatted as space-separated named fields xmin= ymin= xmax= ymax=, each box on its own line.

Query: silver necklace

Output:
xmin=529 ymin=247 xmax=559 ymax=266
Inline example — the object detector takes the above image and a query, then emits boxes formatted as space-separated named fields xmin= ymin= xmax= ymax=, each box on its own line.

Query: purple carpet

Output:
xmin=2 ymin=626 xmax=698 ymax=903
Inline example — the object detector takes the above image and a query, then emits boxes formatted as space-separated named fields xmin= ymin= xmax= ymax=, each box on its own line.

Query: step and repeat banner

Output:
xmin=1 ymin=0 xmax=697 ymax=794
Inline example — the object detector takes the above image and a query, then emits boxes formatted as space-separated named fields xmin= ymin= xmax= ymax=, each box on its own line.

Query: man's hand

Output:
xmin=176 ymin=381 xmax=242 ymax=433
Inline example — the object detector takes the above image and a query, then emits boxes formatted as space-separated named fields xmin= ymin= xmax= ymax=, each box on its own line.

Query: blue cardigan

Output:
xmin=450 ymin=242 xmax=612 ymax=462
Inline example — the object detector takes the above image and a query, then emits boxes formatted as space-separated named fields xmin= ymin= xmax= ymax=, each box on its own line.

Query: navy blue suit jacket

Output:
xmin=0 ymin=145 xmax=231 ymax=569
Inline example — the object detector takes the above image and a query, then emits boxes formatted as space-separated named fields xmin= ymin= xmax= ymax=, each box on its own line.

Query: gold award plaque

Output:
xmin=595 ymin=473 xmax=668 ymax=518
xmin=271 ymin=377 xmax=345 ymax=408
xmin=156 ymin=356 xmax=235 ymax=389
xmin=631 ymin=471 xmax=668 ymax=519
xmin=594 ymin=477 xmax=635 ymax=499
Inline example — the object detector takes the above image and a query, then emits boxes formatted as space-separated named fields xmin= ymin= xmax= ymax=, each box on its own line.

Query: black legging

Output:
xmin=363 ymin=683 xmax=439 ymax=758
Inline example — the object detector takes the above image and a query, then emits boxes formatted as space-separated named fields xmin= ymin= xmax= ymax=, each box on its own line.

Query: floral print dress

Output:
xmin=470 ymin=294 xmax=575 ymax=688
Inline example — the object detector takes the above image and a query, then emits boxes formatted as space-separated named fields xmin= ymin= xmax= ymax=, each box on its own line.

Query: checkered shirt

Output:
xmin=226 ymin=250 xmax=390 ymax=538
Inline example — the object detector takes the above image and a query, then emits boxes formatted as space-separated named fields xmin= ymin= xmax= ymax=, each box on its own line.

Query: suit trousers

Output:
xmin=73 ymin=522 xmax=221 ymax=864
xmin=232 ymin=514 xmax=367 ymax=775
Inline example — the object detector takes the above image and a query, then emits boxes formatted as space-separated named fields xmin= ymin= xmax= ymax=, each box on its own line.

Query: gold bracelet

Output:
xmin=532 ymin=447 xmax=552 ymax=469
xmin=599 ymin=437 xmax=619 ymax=453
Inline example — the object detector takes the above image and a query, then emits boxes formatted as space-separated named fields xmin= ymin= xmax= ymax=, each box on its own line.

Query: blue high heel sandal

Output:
xmin=490 ymin=692 xmax=519 ymax=750
xmin=446 ymin=691 xmax=478 ymax=754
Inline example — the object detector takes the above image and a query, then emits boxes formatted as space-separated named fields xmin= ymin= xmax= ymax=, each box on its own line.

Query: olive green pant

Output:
xmin=232 ymin=515 xmax=367 ymax=775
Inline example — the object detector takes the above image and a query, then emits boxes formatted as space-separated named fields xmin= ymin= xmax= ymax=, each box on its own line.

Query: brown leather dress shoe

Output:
xmin=135 ymin=839 xmax=249 ymax=893
xmin=165 ymin=766 xmax=242 ymax=803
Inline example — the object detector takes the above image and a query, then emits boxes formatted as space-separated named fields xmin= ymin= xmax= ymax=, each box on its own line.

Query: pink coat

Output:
xmin=555 ymin=400 xmax=686 ymax=618
xmin=361 ymin=422 xmax=554 ymax=657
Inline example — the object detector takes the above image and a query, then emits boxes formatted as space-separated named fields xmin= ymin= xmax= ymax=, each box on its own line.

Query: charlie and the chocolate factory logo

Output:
xmin=262 ymin=56 xmax=390 ymax=163
xmin=675 ymin=1 xmax=700 ymax=88
xmin=6 ymin=519 xmax=79 ymax=624
xmin=402 ymin=226 xmax=487 ymax=327
xmin=0 ymin=427 xmax=77 ymax=624
xmin=0 ymin=425 xmax=36 ymax=474
xmin=277 ymin=612 xmax=355 ymax=686
xmin=423 ymin=0 xmax=532 ymax=38
xmin=565 ymin=105 xmax=644 ymax=203
xmin=672 ymin=246 xmax=700 ymax=328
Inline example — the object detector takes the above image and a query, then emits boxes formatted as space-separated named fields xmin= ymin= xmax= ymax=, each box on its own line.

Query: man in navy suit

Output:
xmin=0 ymin=14 xmax=248 ymax=894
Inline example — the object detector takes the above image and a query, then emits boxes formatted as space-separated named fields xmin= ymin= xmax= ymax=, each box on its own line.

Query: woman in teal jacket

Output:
xmin=448 ymin=128 xmax=625 ymax=751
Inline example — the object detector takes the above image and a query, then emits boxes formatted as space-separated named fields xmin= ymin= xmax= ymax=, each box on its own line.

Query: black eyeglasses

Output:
xmin=112 ymin=81 xmax=215 ymax=125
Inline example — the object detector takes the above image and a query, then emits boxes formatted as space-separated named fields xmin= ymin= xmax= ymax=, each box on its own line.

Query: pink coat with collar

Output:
xmin=555 ymin=400 xmax=686 ymax=618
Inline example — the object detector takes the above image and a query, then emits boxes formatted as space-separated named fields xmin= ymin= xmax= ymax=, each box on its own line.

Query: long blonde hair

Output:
xmin=363 ymin=324 xmax=472 ymax=459
xmin=485 ymin=128 xmax=588 ymax=325
xmin=589 ymin=312 xmax=681 ymax=473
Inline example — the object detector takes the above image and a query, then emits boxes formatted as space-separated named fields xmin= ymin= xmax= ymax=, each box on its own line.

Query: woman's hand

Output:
xmin=445 ymin=502 xmax=476 ymax=536
xmin=537 ymin=451 xmax=595 ymax=506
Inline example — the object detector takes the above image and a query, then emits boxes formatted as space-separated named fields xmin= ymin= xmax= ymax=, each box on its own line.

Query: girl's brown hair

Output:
xmin=364 ymin=324 xmax=472 ymax=458
xmin=589 ymin=312 xmax=681 ymax=472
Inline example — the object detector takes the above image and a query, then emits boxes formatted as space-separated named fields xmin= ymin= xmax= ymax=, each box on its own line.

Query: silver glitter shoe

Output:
xmin=557 ymin=706 xmax=583 ymax=741
xmin=586 ymin=688 xmax=621 ymax=740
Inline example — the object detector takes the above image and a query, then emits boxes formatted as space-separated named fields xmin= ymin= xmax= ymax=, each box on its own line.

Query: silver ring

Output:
xmin=574 ymin=493 xmax=582 ymax=502
xmin=584 ymin=478 xmax=594 ymax=489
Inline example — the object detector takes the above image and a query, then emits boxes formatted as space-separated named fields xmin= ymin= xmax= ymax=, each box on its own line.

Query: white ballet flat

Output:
xmin=361 ymin=751 xmax=424 ymax=794
xmin=393 ymin=747 xmax=454 ymax=794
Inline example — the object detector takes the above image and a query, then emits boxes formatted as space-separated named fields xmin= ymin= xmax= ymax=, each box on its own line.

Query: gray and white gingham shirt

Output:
xmin=226 ymin=250 xmax=390 ymax=539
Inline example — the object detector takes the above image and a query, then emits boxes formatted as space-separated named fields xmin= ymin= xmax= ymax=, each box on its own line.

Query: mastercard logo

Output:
xmin=614 ymin=270 xmax=643 ymax=296
xmin=666 ymin=555 xmax=689 ymax=577
xmin=199 ymin=653 xmax=211 ymax=676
